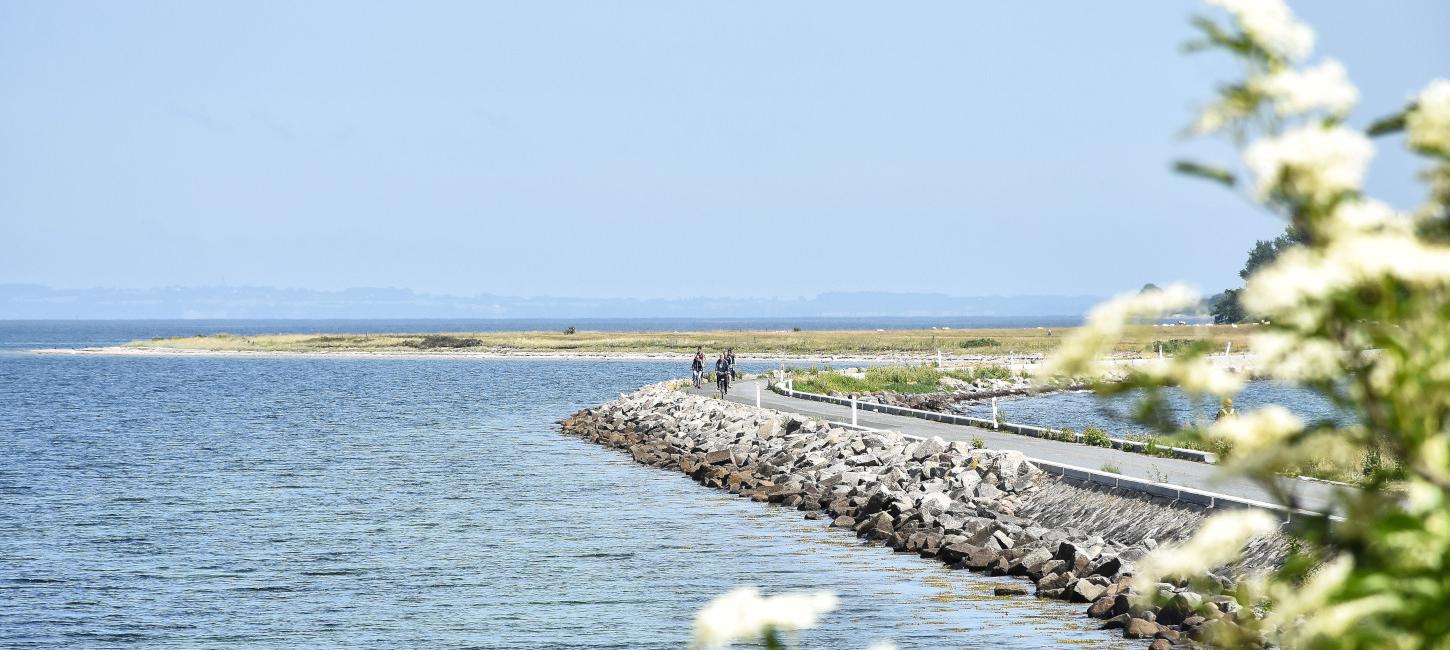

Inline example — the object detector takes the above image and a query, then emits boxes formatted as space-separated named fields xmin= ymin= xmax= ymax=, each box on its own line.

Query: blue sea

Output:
xmin=0 ymin=320 xmax=1128 ymax=649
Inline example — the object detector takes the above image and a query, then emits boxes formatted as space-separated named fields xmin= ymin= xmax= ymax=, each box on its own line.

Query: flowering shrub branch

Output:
xmin=1042 ymin=0 xmax=1450 ymax=646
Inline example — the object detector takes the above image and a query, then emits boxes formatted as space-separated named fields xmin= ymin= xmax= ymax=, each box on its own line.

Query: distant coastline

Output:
xmin=39 ymin=324 xmax=1257 ymax=365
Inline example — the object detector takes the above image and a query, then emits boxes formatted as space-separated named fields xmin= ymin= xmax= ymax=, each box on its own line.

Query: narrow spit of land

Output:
xmin=105 ymin=325 xmax=1256 ymax=359
xmin=692 ymin=379 xmax=1341 ymax=514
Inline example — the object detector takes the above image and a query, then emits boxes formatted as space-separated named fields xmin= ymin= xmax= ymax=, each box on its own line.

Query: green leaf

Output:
xmin=1367 ymin=110 xmax=1408 ymax=137
xmin=1173 ymin=160 xmax=1237 ymax=187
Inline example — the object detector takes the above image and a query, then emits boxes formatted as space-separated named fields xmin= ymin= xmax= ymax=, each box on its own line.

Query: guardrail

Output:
xmin=773 ymin=382 xmax=1217 ymax=464
xmin=822 ymin=418 xmax=1331 ymax=523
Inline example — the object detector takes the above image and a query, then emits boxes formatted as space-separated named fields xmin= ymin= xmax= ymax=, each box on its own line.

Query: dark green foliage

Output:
xmin=1241 ymin=226 xmax=1306 ymax=280
xmin=1209 ymin=289 xmax=1246 ymax=324
xmin=1367 ymin=110 xmax=1407 ymax=137
xmin=1146 ymin=338 xmax=1211 ymax=356
xmin=406 ymin=335 xmax=483 ymax=349
xmin=1173 ymin=160 xmax=1237 ymax=187
xmin=562 ymin=326 xmax=577 ymax=335
xmin=1082 ymin=426 xmax=1113 ymax=448
xmin=955 ymin=338 xmax=1000 ymax=349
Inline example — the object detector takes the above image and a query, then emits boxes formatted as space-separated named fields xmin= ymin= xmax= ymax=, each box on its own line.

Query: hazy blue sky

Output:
xmin=2 ymin=1 xmax=1446 ymax=300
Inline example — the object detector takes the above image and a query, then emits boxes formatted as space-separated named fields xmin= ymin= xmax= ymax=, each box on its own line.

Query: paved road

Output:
xmin=689 ymin=377 xmax=1341 ymax=513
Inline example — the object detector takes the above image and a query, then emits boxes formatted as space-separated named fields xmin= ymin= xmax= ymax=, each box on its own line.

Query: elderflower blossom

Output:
xmin=1249 ymin=330 xmax=1342 ymax=380
xmin=691 ymin=587 xmax=838 ymax=649
xmin=1207 ymin=0 xmax=1314 ymax=62
xmin=1325 ymin=198 xmax=1412 ymax=238
xmin=1239 ymin=247 xmax=1346 ymax=328
xmin=1134 ymin=510 xmax=1279 ymax=590
xmin=1407 ymin=78 xmax=1450 ymax=156
xmin=1242 ymin=232 xmax=1450 ymax=326
xmin=1038 ymin=285 xmax=1198 ymax=379
xmin=1282 ymin=595 xmax=1401 ymax=646
xmin=1254 ymin=59 xmax=1358 ymax=116
xmin=1242 ymin=124 xmax=1374 ymax=203
xmin=1264 ymin=554 xmax=1356 ymax=639
xmin=1207 ymin=405 xmax=1303 ymax=454
xmin=1136 ymin=357 xmax=1244 ymax=398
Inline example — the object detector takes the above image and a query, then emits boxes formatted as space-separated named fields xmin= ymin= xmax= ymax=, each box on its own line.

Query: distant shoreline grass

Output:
xmin=121 ymin=325 xmax=1257 ymax=357
xmin=788 ymin=364 xmax=1022 ymax=394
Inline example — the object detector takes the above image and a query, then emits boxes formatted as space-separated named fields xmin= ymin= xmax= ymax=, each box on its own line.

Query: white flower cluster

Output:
xmin=1207 ymin=0 xmax=1314 ymax=61
xmin=1241 ymin=232 xmax=1450 ymax=329
xmin=691 ymin=587 xmax=839 ymax=649
xmin=1254 ymin=59 xmax=1358 ymax=117
xmin=1407 ymin=78 xmax=1450 ymax=156
xmin=1249 ymin=330 xmax=1343 ymax=381
xmin=1037 ymin=285 xmax=1198 ymax=380
xmin=1326 ymin=199 xmax=1412 ymax=238
xmin=1242 ymin=125 xmax=1374 ymax=203
xmin=1135 ymin=357 xmax=1244 ymax=398
xmin=1207 ymin=405 xmax=1304 ymax=454
xmin=1134 ymin=509 xmax=1280 ymax=590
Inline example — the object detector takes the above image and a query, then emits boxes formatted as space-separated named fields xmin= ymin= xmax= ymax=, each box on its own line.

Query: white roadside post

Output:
xmin=936 ymin=349 xmax=943 ymax=368
xmin=991 ymin=397 xmax=999 ymax=429
xmin=1158 ymin=343 xmax=1164 ymax=360
xmin=851 ymin=397 xmax=858 ymax=426
xmin=1225 ymin=341 xmax=1232 ymax=356
xmin=755 ymin=383 xmax=761 ymax=408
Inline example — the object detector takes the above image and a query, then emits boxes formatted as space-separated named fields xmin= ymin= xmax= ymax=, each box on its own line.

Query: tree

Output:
xmin=1240 ymin=226 xmax=1306 ymax=281
xmin=1208 ymin=288 xmax=1245 ymax=324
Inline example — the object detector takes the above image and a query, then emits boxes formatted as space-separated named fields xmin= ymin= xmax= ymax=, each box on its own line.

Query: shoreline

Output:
xmin=30 ymin=346 xmax=975 ymax=365
xmin=31 ymin=346 xmax=1265 ymax=373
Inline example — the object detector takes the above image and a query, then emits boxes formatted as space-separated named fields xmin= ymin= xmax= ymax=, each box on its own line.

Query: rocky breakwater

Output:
xmin=560 ymin=383 xmax=1280 ymax=647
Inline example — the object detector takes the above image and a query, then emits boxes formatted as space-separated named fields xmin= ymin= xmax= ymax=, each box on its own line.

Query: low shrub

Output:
xmin=1082 ymin=426 xmax=1113 ymax=448
xmin=1145 ymin=338 xmax=1208 ymax=356
xmin=407 ymin=335 xmax=483 ymax=349
xmin=971 ymin=436 xmax=985 ymax=449
xmin=956 ymin=338 xmax=1000 ymax=349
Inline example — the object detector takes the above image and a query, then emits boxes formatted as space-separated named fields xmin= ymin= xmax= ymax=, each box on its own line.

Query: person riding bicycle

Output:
xmin=691 ymin=348 xmax=705 ymax=388
xmin=724 ymin=348 xmax=737 ymax=380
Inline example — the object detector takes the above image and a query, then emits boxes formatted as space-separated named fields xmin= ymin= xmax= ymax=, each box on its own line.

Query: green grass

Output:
xmin=789 ymin=364 xmax=1021 ymax=395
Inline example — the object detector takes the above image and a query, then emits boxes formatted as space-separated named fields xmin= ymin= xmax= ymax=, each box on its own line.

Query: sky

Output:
xmin=1 ymin=1 xmax=1446 ymax=301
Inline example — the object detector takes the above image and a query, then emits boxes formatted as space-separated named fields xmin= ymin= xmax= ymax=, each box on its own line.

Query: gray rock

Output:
xmin=1068 ymin=579 xmax=1107 ymax=603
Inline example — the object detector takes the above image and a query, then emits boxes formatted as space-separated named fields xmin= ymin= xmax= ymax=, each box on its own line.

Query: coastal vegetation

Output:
xmin=786 ymin=364 xmax=1019 ymax=395
xmin=1037 ymin=0 xmax=1450 ymax=646
xmin=124 ymin=325 xmax=1254 ymax=357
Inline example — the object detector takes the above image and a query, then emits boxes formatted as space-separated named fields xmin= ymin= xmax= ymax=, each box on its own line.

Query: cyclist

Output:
xmin=725 ymin=348 xmax=737 ymax=380
xmin=715 ymin=353 xmax=730 ymax=397
xmin=691 ymin=348 xmax=705 ymax=388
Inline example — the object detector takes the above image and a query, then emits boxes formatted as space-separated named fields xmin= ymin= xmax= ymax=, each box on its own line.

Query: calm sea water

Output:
xmin=957 ymin=384 xmax=1342 ymax=436
xmin=0 ymin=321 xmax=1127 ymax=649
